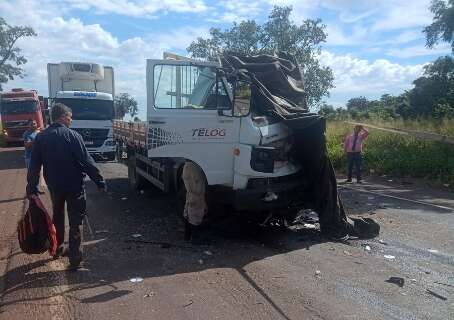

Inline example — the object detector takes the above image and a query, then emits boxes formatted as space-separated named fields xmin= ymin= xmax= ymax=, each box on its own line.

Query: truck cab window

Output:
xmin=154 ymin=64 xmax=222 ymax=110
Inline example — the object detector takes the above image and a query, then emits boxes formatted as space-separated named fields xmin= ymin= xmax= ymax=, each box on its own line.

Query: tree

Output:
xmin=409 ymin=56 xmax=454 ymax=116
xmin=0 ymin=17 xmax=36 ymax=90
xmin=318 ymin=102 xmax=336 ymax=119
xmin=187 ymin=6 xmax=334 ymax=108
xmin=424 ymin=0 xmax=454 ymax=52
xmin=114 ymin=93 xmax=138 ymax=119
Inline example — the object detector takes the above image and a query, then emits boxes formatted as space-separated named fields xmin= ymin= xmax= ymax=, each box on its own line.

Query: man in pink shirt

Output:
xmin=344 ymin=125 xmax=369 ymax=183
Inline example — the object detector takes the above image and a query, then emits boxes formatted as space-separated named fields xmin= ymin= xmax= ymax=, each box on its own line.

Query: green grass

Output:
xmin=326 ymin=120 xmax=454 ymax=187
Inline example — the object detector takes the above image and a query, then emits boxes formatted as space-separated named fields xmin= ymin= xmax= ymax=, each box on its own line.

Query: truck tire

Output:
xmin=128 ymin=156 xmax=145 ymax=190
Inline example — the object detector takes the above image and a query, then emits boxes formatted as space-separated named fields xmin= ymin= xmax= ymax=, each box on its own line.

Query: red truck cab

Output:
xmin=0 ymin=88 xmax=46 ymax=146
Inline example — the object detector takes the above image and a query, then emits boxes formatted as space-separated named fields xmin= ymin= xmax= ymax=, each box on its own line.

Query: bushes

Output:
xmin=326 ymin=121 xmax=454 ymax=186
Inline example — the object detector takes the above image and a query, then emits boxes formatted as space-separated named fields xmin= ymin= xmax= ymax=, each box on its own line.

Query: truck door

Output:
xmin=146 ymin=59 xmax=240 ymax=186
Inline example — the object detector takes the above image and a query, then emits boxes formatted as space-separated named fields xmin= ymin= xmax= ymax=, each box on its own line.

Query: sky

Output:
xmin=1 ymin=0 xmax=452 ymax=119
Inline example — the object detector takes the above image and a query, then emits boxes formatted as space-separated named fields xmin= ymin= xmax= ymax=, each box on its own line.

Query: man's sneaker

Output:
xmin=67 ymin=255 xmax=82 ymax=271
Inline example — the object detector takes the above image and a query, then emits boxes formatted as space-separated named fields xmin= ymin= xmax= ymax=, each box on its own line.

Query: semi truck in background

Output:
xmin=47 ymin=62 xmax=116 ymax=161
xmin=0 ymin=88 xmax=47 ymax=146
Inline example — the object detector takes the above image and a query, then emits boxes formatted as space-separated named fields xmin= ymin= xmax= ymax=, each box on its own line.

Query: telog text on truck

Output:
xmin=0 ymin=88 xmax=47 ymax=146
xmin=47 ymin=62 xmax=116 ymax=160
xmin=114 ymin=52 xmax=350 ymax=235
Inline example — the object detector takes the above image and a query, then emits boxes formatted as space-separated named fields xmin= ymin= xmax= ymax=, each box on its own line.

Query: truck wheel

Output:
xmin=176 ymin=176 xmax=186 ymax=217
xmin=128 ymin=156 xmax=145 ymax=190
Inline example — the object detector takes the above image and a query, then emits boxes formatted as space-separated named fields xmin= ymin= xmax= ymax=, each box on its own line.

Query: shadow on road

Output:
xmin=0 ymin=177 xmax=328 ymax=320
xmin=0 ymin=148 xmax=25 ymax=171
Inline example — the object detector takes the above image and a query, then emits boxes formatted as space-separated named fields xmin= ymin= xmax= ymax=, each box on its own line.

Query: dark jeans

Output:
xmin=50 ymin=189 xmax=86 ymax=264
xmin=347 ymin=152 xmax=363 ymax=181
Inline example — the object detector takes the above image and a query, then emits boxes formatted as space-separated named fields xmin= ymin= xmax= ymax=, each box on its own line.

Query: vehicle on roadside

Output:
xmin=114 ymin=52 xmax=343 ymax=226
xmin=47 ymin=62 xmax=116 ymax=161
xmin=0 ymin=88 xmax=47 ymax=146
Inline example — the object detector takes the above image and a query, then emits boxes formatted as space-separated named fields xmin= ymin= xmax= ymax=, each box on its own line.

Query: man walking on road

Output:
xmin=26 ymin=103 xmax=106 ymax=270
xmin=344 ymin=125 xmax=369 ymax=183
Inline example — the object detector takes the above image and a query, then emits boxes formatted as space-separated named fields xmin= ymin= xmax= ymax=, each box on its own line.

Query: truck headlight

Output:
xmin=250 ymin=146 xmax=278 ymax=173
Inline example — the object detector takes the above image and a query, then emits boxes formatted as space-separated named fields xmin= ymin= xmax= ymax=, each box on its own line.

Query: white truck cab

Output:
xmin=48 ymin=62 xmax=116 ymax=161
xmin=146 ymin=59 xmax=300 ymax=191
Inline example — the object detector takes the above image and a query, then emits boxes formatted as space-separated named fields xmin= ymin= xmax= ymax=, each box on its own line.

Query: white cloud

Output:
xmin=64 ymin=0 xmax=208 ymax=18
xmin=320 ymin=51 xmax=425 ymax=100
xmin=386 ymin=45 xmax=452 ymax=58
xmin=326 ymin=24 xmax=368 ymax=46
xmin=0 ymin=0 xmax=210 ymax=119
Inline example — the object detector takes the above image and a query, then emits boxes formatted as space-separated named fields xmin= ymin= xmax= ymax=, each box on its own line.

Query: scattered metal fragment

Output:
xmin=183 ymin=300 xmax=194 ymax=307
xmin=384 ymin=255 xmax=395 ymax=260
xmin=386 ymin=277 xmax=405 ymax=287
xmin=426 ymin=289 xmax=447 ymax=301
xmin=130 ymin=277 xmax=143 ymax=283
xmin=434 ymin=281 xmax=454 ymax=288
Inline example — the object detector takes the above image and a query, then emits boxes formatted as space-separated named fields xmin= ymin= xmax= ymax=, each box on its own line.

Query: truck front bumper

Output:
xmin=212 ymin=173 xmax=306 ymax=212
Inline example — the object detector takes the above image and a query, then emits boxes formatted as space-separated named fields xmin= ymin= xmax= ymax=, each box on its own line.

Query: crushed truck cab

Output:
xmin=114 ymin=53 xmax=354 ymax=236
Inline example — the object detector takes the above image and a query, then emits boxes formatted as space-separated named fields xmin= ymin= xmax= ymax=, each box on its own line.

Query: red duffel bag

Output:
xmin=18 ymin=195 xmax=57 ymax=256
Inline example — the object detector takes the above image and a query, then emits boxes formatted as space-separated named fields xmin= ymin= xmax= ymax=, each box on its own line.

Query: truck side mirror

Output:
xmin=232 ymin=80 xmax=251 ymax=117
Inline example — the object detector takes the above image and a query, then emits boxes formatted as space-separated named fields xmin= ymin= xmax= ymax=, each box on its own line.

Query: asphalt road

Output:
xmin=0 ymin=146 xmax=453 ymax=320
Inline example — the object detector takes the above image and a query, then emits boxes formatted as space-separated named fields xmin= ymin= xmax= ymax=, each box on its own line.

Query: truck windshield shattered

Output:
xmin=0 ymin=100 xmax=38 ymax=115
xmin=54 ymin=98 xmax=114 ymax=120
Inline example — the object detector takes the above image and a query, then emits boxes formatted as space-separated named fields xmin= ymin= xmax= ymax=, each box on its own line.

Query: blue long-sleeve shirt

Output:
xmin=26 ymin=123 xmax=105 ymax=194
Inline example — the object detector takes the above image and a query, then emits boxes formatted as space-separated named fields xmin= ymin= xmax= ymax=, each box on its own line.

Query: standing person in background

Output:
xmin=344 ymin=125 xmax=369 ymax=183
xmin=23 ymin=119 xmax=40 ymax=169
xmin=23 ymin=119 xmax=44 ymax=194
xmin=26 ymin=103 xmax=106 ymax=270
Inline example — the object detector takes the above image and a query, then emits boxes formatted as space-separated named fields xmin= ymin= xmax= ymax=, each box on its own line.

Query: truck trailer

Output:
xmin=47 ymin=62 xmax=116 ymax=160
xmin=113 ymin=53 xmax=366 ymax=238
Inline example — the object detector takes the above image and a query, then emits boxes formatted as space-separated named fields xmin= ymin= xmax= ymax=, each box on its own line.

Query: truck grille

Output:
xmin=6 ymin=129 xmax=26 ymax=138
xmin=72 ymin=128 xmax=109 ymax=148
xmin=5 ymin=120 xmax=29 ymax=128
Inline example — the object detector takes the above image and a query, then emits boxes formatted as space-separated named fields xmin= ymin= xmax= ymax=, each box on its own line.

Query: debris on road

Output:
xmin=378 ymin=239 xmax=388 ymax=245
xmin=426 ymin=289 xmax=447 ymax=301
xmin=121 ymin=197 xmax=128 ymax=201
xmin=204 ymin=250 xmax=213 ymax=256
xmin=434 ymin=281 xmax=454 ymax=288
xmin=428 ymin=249 xmax=439 ymax=254
xmin=143 ymin=292 xmax=155 ymax=298
xmin=361 ymin=244 xmax=371 ymax=252
xmin=315 ymin=270 xmax=321 ymax=278
xmin=131 ymin=234 xmax=142 ymax=238
xmin=183 ymin=300 xmax=194 ymax=307
xmin=130 ymin=277 xmax=143 ymax=283
xmin=298 ymin=209 xmax=319 ymax=223
xmin=384 ymin=255 xmax=396 ymax=260
xmin=386 ymin=277 xmax=405 ymax=287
